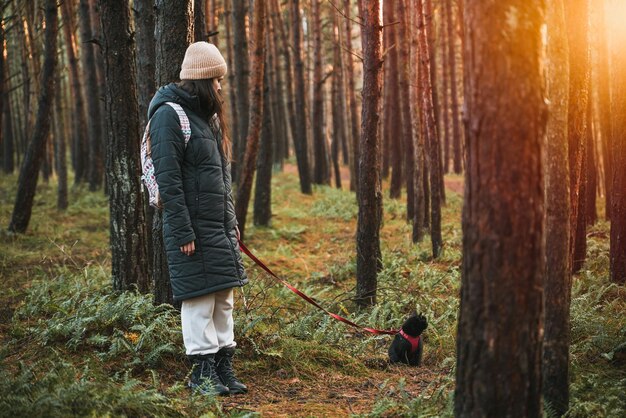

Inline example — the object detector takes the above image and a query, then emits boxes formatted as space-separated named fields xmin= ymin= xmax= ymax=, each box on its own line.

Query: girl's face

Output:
xmin=213 ymin=77 xmax=223 ymax=93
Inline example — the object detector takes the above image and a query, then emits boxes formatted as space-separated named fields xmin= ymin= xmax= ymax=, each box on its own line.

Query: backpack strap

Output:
xmin=165 ymin=102 xmax=191 ymax=146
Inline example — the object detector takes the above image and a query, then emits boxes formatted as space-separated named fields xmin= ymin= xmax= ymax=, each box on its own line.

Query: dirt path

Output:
xmin=222 ymin=365 xmax=449 ymax=416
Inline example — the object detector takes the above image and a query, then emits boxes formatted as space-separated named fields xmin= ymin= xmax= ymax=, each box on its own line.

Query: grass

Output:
xmin=0 ymin=167 xmax=624 ymax=417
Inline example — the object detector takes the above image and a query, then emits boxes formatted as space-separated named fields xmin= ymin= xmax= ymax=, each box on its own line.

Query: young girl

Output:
xmin=148 ymin=42 xmax=248 ymax=396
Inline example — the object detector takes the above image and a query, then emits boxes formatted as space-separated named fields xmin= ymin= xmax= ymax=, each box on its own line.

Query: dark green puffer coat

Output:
xmin=148 ymin=83 xmax=248 ymax=301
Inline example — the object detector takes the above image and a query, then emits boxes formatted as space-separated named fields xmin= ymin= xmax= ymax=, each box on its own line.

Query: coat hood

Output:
xmin=147 ymin=83 xmax=202 ymax=120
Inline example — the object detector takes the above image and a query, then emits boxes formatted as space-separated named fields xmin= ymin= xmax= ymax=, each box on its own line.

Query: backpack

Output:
xmin=140 ymin=102 xmax=191 ymax=209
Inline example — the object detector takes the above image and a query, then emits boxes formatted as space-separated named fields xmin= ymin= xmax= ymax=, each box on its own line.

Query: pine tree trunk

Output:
xmin=291 ymin=0 xmax=312 ymax=194
xmin=573 ymin=140 xmax=588 ymax=274
xmin=90 ymin=0 xmax=107 ymax=192
xmin=418 ymin=0 xmax=442 ymax=258
xmin=446 ymin=0 xmax=462 ymax=174
xmin=565 ymin=0 xmax=591 ymax=275
xmin=134 ymin=0 xmax=156 ymax=131
xmin=270 ymin=0 xmax=294 ymax=164
xmin=254 ymin=62 xmax=273 ymax=226
xmin=410 ymin=1 xmax=425 ymax=243
xmin=99 ymin=0 xmax=150 ymax=293
xmin=0 ymin=18 xmax=8 ymax=174
xmin=356 ymin=0 xmax=383 ymax=308
xmin=234 ymin=0 xmax=265 ymax=241
xmin=53 ymin=72 xmax=68 ymax=211
xmin=8 ymin=0 xmax=58 ymax=233
xmin=194 ymin=0 xmax=207 ymax=41
xmin=426 ymin=0 xmax=445 ymax=208
xmin=542 ymin=2 xmax=572 ymax=415
xmin=610 ymin=1 xmax=626 ymax=284
xmin=0 ymin=16 xmax=4 ymax=168
xmin=387 ymin=2 xmax=403 ymax=200
xmin=586 ymin=115 xmax=597 ymax=225
xmin=224 ymin=1 xmax=239 ymax=168
xmin=397 ymin=0 xmax=415 ymax=221
xmin=344 ymin=0 xmax=360 ymax=193
xmin=153 ymin=0 xmax=194 ymax=305
xmin=61 ymin=0 xmax=88 ymax=185
xmin=455 ymin=1 xmax=545 ymax=415
xmin=331 ymin=10 xmax=346 ymax=190
xmin=268 ymin=3 xmax=288 ymax=168
xmin=231 ymin=0 xmax=250 ymax=182
xmin=595 ymin=0 xmax=612 ymax=220
xmin=16 ymin=16 xmax=30 ymax=147
xmin=2 ymin=93 xmax=14 ymax=174
xmin=311 ymin=0 xmax=329 ymax=185
xmin=441 ymin=0 xmax=451 ymax=174
xmin=382 ymin=47 xmax=391 ymax=181
xmin=79 ymin=0 xmax=103 ymax=191
xmin=133 ymin=0 xmax=157 ymax=282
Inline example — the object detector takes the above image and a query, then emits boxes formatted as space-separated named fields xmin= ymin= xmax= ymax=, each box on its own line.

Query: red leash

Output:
xmin=238 ymin=239 xmax=398 ymax=336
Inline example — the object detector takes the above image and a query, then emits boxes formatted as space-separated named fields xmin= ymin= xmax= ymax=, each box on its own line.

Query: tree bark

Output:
xmin=585 ymin=111 xmax=597 ymax=225
xmin=153 ymin=0 xmax=194 ymax=305
xmin=133 ymin=0 xmax=157 ymax=281
xmin=234 ymin=0 xmax=265 ymax=240
xmin=417 ymin=0 xmax=442 ymax=258
xmin=311 ymin=0 xmax=329 ymax=185
xmin=455 ymin=1 xmax=546 ymax=416
xmin=53 ymin=72 xmax=68 ymax=211
xmin=254 ymin=60 xmax=273 ymax=227
xmin=410 ymin=0 xmax=425 ymax=243
xmin=0 ymin=16 xmax=4 ymax=168
xmin=344 ymin=0 xmax=360 ymax=193
xmin=542 ymin=1 xmax=572 ymax=415
xmin=0 ymin=17 xmax=8 ymax=174
xmin=610 ymin=1 xmax=626 ymax=284
xmin=60 ymin=0 xmax=88 ymax=185
xmin=356 ymin=0 xmax=383 ymax=308
xmin=446 ymin=0 xmax=462 ymax=174
xmin=331 ymin=10 xmax=347 ymax=190
xmin=270 ymin=0 xmax=294 ymax=166
xmin=134 ymin=0 xmax=156 ymax=131
xmin=441 ymin=0 xmax=451 ymax=174
xmin=8 ymin=0 xmax=57 ymax=233
xmin=79 ymin=0 xmax=103 ymax=191
xmin=268 ymin=1 xmax=289 ymax=168
xmin=224 ymin=0 xmax=239 ymax=172
xmin=565 ymin=0 xmax=591 ymax=275
xmin=397 ymin=0 xmax=415 ymax=221
xmin=194 ymin=0 xmax=207 ymax=41
xmin=2 ymin=91 xmax=14 ymax=174
xmin=231 ymin=0 xmax=250 ymax=182
xmin=90 ymin=0 xmax=107 ymax=192
xmin=99 ymin=0 xmax=150 ymax=293
xmin=426 ymin=0 xmax=445 ymax=207
xmin=595 ymin=0 xmax=612 ymax=220
xmin=386 ymin=1 xmax=403 ymax=200
xmin=291 ymin=0 xmax=312 ymax=194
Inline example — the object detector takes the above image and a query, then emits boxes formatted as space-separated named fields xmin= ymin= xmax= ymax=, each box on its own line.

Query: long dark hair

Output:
xmin=177 ymin=78 xmax=232 ymax=160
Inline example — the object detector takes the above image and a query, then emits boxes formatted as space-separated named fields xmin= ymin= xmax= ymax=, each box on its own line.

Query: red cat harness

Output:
xmin=399 ymin=329 xmax=421 ymax=354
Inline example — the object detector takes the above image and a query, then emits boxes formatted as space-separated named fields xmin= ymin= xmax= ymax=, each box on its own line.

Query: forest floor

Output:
xmin=0 ymin=164 xmax=624 ymax=417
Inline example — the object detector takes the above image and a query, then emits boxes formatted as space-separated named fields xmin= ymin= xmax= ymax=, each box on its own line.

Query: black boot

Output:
xmin=188 ymin=354 xmax=230 ymax=396
xmin=215 ymin=347 xmax=248 ymax=394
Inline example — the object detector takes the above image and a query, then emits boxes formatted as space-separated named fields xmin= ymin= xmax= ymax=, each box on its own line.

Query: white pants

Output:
xmin=181 ymin=288 xmax=236 ymax=355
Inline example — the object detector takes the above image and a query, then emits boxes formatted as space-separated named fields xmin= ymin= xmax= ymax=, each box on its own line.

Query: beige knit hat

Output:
xmin=179 ymin=42 xmax=227 ymax=80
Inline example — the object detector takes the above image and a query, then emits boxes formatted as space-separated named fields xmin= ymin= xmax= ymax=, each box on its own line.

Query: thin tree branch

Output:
xmin=327 ymin=0 xmax=364 ymax=27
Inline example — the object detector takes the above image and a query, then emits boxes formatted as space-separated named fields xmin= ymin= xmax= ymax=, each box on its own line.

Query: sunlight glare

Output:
xmin=605 ymin=0 xmax=626 ymax=46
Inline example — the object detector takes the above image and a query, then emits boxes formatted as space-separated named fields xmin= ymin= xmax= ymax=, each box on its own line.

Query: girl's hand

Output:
xmin=180 ymin=240 xmax=195 ymax=256
xmin=236 ymin=226 xmax=241 ymax=241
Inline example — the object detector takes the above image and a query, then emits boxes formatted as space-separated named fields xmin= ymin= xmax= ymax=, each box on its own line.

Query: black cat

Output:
xmin=388 ymin=313 xmax=428 ymax=366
